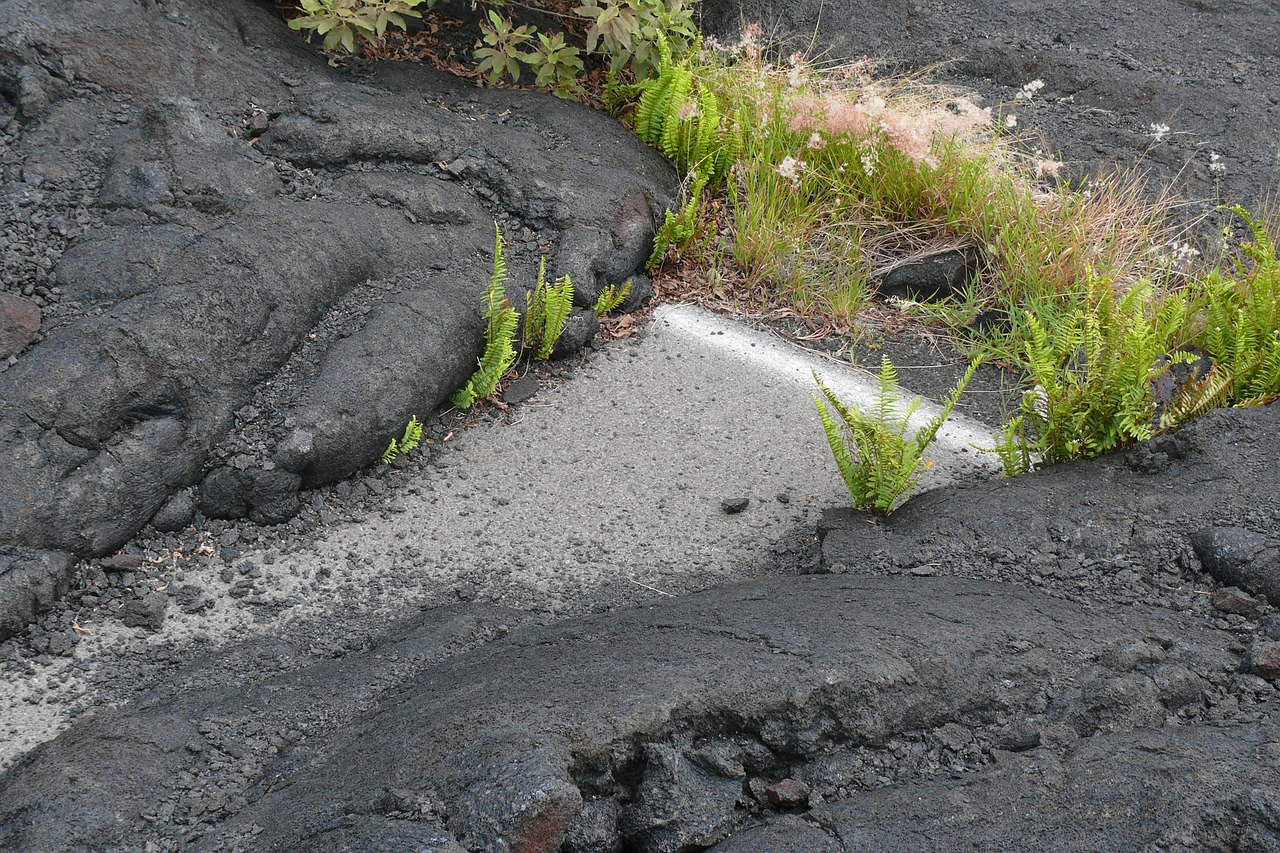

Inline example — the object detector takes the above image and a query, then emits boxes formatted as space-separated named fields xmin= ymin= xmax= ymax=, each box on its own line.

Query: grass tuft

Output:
xmin=625 ymin=28 xmax=1279 ymax=478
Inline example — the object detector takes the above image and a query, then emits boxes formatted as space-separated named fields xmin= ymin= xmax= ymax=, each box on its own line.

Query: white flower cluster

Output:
xmin=859 ymin=147 xmax=879 ymax=177
xmin=1151 ymin=239 xmax=1202 ymax=272
xmin=776 ymin=156 xmax=804 ymax=186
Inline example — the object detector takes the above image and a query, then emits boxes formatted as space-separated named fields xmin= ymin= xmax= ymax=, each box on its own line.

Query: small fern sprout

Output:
xmin=524 ymin=258 xmax=575 ymax=361
xmin=594 ymin=281 xmax=633 ymax=316
xmin=380 ymin=440 xmax=400 ymax=465
xmin=453 ymin=223 xmax=520 ymax=408
xmin=381 ymin=416 xmax=424 ymax=464
xmin=812 ymin=356 xmax=979 ymax=515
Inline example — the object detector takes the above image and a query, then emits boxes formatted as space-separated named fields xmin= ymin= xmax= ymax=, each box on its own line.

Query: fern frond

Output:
xmin=635 ymin=52 xmax=687 ymax=146
xmin=399 ymin=416 xmax=423 ymax=453
xmin=454 ymin=224 xmax=519 ymax=408
xmin=658 ymin=70 xmax=692 ymax=161
xmin=634 ymin=73 xmax=669 ymax=142
xmin=523 ymin=257 xmax=575 ymax=361
xmin=379 ymin=416 xmax=424 ymax=465
xmin=689 ymin=84 xmax=720 ymax=175
xmin=1248 ymin=332 xmax=1280 ymax=400
xmin=915 ymin=357 xmax=981 ymax=454
xmin=1160 ymin=365 xmax=1233 ymax=430
xmin=647 ymin=176 xmax=704 ymax=271
xmin=453 ymin=306 xmax=518 ymax=408
xmin=811 ymin=358 xmax=971 ymax=516
xmin=487 ymin=222 xmax=508 ymax=306
xmin=524 ymin=256 xmax=548 ymax=350
xmin=813 ymin=391 xmax=860 ymax=505
xmin=536 ymin=275 xmax=574 ymax=360
xmin=976 ymin=415 xmax=1032 ymax=477
xmin=593 ymin=281 xmax=632 ymax=316
xmin=1229 ymin=205 xmax=1278 ymax=264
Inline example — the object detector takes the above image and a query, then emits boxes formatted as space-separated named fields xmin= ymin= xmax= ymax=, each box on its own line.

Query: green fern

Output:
xmin=812 ymin=356 xmax=979 ymax=516
xmin=1160 ymin=365 xmax=1232 ymax=430
xmin=980 ymin=415 xmax=1032 ymax=477
xmin=1183 ymin=207 xmax=1280 ymax=408
xmin=603 ymin=70 xmax=646 ymax=116
xmin=381 ymin=415 xmax=424 ymax=464
xmin=593 ymin=281 xmax=633 ymax=316
xmin=524 ymin=257 xmax=575 ymax=360
xmin=657 ymin=74 xmax=693 ymax=163
xmin=990 ymin=275 xmax=1196 ymax=467
xmin=453 ymin=224 xmax=519 ymax=409
xmin=633 ymin=33 xmax=743 ymax=271
xmin=634 ymin=34 xmax=683 ymax=142
xmin=647 ymin=174 xmax=705 ymax=270
xmin=634 ymin=35 xmax=740 ymax=190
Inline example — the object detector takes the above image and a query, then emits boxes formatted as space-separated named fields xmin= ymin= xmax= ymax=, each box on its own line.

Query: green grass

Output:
xmin=621 ymin=37 xmax=1280 ymax=473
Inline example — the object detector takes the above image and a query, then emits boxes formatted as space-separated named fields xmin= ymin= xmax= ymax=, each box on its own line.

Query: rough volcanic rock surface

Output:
xmin=3 ymin=402 xmax=1280 ymax=850
xmin=0 ymin=571 xmax=1254 ymax=852
xmin=0 ymin=0 xmax=677 ymax=635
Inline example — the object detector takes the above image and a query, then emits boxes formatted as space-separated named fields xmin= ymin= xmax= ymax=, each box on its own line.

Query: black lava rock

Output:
xmin=876 ymin=247 xmax=982 ymax=302
xmin=1191 ymin=527 xmax=1280 ymax=602
xmin=620 ymin=744 xmax=741 ymax=852
xmin=150 ymin=489 xmax=196 ymax=533
xmin=121 ymin=593 xmax=169 ymax=632
xmin=198 ymin=468 xmax=303 ymax=526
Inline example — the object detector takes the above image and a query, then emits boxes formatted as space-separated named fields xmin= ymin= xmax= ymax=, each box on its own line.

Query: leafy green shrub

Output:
xmin=288 ymin=0 xmax=433 ymax=52
xmin=530 ymin=31 xmax=588 ymax=99
xmin=381 ymin=416 xmax=424 ymax=463
xmin=453 ymin=225 xmax=520 ymax=409
xmin=475 ymin=10 xmax=537 ymax=84
xmin=576 ymin=0 xmax=697 ymax=79
xmin=813 ymin=356 xmax=979 ymax=516
xmin=286 ymin=0 xmax=694 ymax=99
xmin=524 ymin=258 xmax=575 ymax=360
xmin=471 ymin=0 xmax=697 ymax=97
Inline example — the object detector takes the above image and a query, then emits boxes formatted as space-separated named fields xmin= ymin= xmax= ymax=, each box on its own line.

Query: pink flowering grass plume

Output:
xmin=1035 ymin=159 xmax=1064 ymax=180
xmin=737 ymin=23 xmax=763 ymax=61
xmin=779 ymin=60 xmax=992 ymax=168
xmin=676 ymin=100 xmax=700 ymax=122
xmin=788 ymin=92 xmax=883 ymax=137
xmin=879 ymin=109 xmax=936 ymax=166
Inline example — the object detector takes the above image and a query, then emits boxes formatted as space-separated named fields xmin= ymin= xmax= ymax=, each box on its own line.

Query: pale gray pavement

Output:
xmin=0 ymin=305 xmax=1001 ymax=769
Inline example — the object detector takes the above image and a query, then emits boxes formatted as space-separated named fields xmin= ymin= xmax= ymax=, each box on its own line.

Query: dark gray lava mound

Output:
xmin=1 ymin=568 xmax=1275 ymax=852
xmin=0 ymin=0 xmax=677 ymax=637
